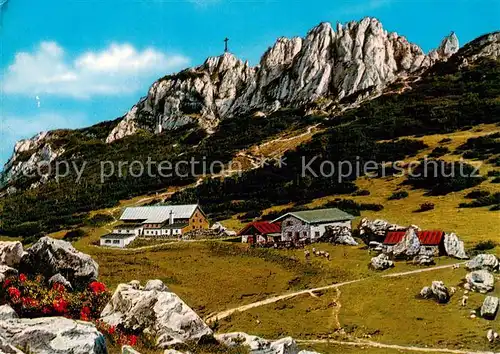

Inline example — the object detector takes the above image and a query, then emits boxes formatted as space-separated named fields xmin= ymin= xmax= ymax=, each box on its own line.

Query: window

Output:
xmin=112 ymin=240 xmax=119 ymax=244
xmin=315 ymin=231 xmax=320 ymax=238
xmin=286 ymin=221 xmax=293 ymax=226
xmin=105 ymin=240 xmax=111 ymax=244
xmin=287 ymin=232 xmax=292 ymax=238
xmin=303 ymin=231 xmax=308 ymax=237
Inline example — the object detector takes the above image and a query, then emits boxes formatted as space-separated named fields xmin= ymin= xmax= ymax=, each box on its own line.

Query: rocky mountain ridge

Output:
xmin=106 ymin=18 xmax=459 ymax=142
xmin=2 ymin=20 xmax=499 ymax=191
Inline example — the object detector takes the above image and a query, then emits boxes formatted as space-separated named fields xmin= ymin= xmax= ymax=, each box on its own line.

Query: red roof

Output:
xmin=384 ymin=230 xmax=445 ymax=246
xmin=238 ymin=221 xmax=281 ymax=236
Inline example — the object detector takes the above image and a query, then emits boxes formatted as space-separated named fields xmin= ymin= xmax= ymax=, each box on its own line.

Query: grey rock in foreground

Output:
xmin=48 ymin=273 xmax=73 ymax=291
xmin=465 ymin=270 xmax=495 ymax=293
xmin=0 ymin=335 xmax=25 ymax=354
xmin=0 ymin=317 xmax=107 ymax=354
xmin=481 ymin=296 xmax=499 ymax=319
xmin=443 ymin=233 xmax=468 ymax=259
xmin=0 ymin=241 xmax=24 ymax=268
xmin=466 ymin=254 xmax=499 ymax=272
xmin=100 ymin=279 xmax=212 ymax=348
xmin=19 ymin=237 xmax=98 ymax=288
xmin=0 ymin=265 xmax=18 ymax=283
xmin=370 ymin=253 xmax=394 ymax=271
xmin=215 ymin=332 xmax=320 ymax=354
xmin=0 ymin=305 xmax=18 ymax=321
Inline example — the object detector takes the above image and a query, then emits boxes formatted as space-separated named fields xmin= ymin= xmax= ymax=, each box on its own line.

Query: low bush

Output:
xmin=85 ymin=214 xmax=115 ymax=227
xmin=0 ymin=274 xmax=109 ymax=321
xmin=388 ymin=191 xmax=409 ymax=200
xmin=465 ymin=190 xmax=490 ymax=199
xmin=63 ymin=228 xmax=86 ymax=241
xmin=473 ymin=240 xmax=497 ymax=251
xmin=237 ymin=210 xmax=261 ymax=221
xmin=416 ymin=202 xmax=435 ymax=212
xmin=490 ymin=204 xmax=500 ymax=211
xmin=351 ymin=189 xmax=370 ymax=196
xmin=438 ymin=138 xmax=452 ymax=144
xmin=491 ymin=177 xmax=500 ymax=184
xmin=459 ymin=192 xmax=500 ymax=208
xmin=429 ymin=146 xmax=450 ymax=158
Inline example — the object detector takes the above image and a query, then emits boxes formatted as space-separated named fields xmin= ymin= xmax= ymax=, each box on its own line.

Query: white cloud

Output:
xmin=2 ymin=42 xmax=190 ymax=99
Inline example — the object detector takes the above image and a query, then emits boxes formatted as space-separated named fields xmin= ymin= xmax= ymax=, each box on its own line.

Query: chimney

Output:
xmin=169 ymin=210 xmax=174 ymax=225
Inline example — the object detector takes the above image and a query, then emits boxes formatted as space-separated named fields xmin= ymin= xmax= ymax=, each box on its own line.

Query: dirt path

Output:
xmin=204 ymin=279 xmax=363 ymax=323
xmin=297 ymin=339 xmax=499 ymax=354
xmin=204 ymin=262 xmax=463 ymax=323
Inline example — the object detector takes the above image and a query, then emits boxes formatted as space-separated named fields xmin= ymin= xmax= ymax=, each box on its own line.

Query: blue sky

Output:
xmin=0 ymin=0 xmax=498 ymax=165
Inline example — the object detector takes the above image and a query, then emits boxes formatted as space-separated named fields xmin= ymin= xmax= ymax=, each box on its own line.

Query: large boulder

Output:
xmin=0 ymin=241 xmax=24 ymax=268
xmin=100 ymin=280 xmax=212 ymax=348
xmin=480 ymin=296 xmax=499 ymax=319
xmin=443 ymin=233 xmax=468 ymax=259
xmin=358 ymin=218 xmax=407 ymax=244
xmin=430 ymin=281 xmax=451 ymax=303
xmin=0 ymin=335 xmax=25 ymax=354
xmin=420 ymin=281 xmax=451 ymax=303
xmin=0 ymin=317 xmax=107 ymax=354
xmin=215 ymin=332 xmax=305 ymax=354
xmin=0 ymin=265 xmax=18 ymax=283
xmin=0 ymin=305 xmax=18 ymax=321
xmin=466 ymin=254 xmax=499 ymax=272
xmin=393 ymin=227 xmax=421 ymax=258
xmin=465 ymin=270 xmax=495 ymax=293
xmin=370 ymin=254 xmax=394 ymax=271
xmin=323 ymin=226 xmax=358 ymax=246
xmin=19 ymin=237 xmax=98 ymax=288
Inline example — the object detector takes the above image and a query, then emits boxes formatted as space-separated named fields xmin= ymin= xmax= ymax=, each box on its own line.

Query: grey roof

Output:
xmin=120 ymin=205 xmax=199 ymax=223
xmin=101 ymin=233 xmax=137 ymax=240
xmin=273 ymin=208 xmax=355 ymax=224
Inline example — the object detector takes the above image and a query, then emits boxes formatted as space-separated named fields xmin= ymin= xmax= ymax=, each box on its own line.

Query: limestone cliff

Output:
xmin=105 ymin=18 xmax=461 ymax=142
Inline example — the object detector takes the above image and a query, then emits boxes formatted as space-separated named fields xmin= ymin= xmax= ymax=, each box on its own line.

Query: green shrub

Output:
xmin=465 ymin=190 xmax=490 ymax=199
xmin=388 ymin=191 xmax=409 ymax=200
xmin=63 ymin=228 xmax=86 ymax=241
xmin=473 ymin=240 xmax=497 ymax=251
xmin=429 ymin=146 xmax=450 ymax=158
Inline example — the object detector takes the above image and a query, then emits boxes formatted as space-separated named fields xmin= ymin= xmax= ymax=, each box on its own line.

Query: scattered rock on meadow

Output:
xmin=465 ymin=270 xmax=495 ymax=293
xmin=0 ymin=241 xmax=24 ymax=268
xmin=443 ymin=233 xmax=468 ymax=259
xmin=215 ymin=332 xmax=308 ymax=354
xmin=323 ymin=226 xmax=358 ymax=245
xmin=370 ymin=253 xmax=394 ymax=271
xmin=100 ymin=280 xmax=212 ymax=348
xmin=358 ymin=218 xmax=407 ymax=243
xmin=420 ymin=281 xmax=451 ymax=303
xmin=431 ymin=281 xmax=451 ymax=303
xmin=20 ymin=237 xmax=98 ymax=289
xmin=0 ymin=304 xmax=18 ymax=321
xmin=466 ymin=254 xmax=499 ymax=272
xmin=481 ymin=296 xmax=499 ymax=319
xmin=0 ymin=317 xmax=107 ymax=354
xmin=414 ymin=254 xmax=435 ymax=266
